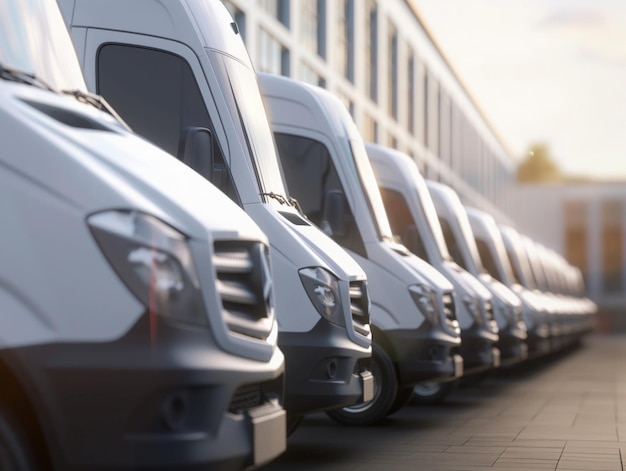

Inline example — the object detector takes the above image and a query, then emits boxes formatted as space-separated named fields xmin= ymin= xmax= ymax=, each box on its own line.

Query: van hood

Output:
xmin=382 ymin=241 xmax=454 ymax=292
xmin=9 ymin=85 xmax=264 ymax=242
xmin=480 ymin=273 xmax=522 ymax=308
xmin=245 ymin=203 xmax=366 ymax=281
xmin=443 ymin=261 xmax=492 ymax=301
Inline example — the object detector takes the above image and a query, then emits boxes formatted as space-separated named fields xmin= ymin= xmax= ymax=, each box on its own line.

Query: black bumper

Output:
xmin=4 ymin=315 xmax=286 ymax=471
xmin=384 ymin=321 xmax=462 ymax=387
xmin=279 ymin=321 xmax=371 ymax=415
xmin=497 ymin=322 xmax=528 ymax=366
xmin=460 ymin=324 xmax=500 ymax=374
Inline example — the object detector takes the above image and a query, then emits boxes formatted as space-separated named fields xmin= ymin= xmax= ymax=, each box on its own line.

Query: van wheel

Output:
xmin=386 ymin=387 xmax=414 ymax=416
xmin=412 ymin=380 xmax=456 ymax=405
xmin=0 ymin=406 xmax=38 ymax=470
xmin=326 ymin=343 xmax=398 ymax=426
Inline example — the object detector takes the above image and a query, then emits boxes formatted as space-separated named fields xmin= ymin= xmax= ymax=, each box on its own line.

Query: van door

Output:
xmin=81 ymin=30 xmax=240 ymax=202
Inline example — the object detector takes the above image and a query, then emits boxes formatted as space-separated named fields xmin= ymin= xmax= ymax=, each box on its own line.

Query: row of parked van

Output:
xmin=0 ymin=0 xmax=595 ymax=469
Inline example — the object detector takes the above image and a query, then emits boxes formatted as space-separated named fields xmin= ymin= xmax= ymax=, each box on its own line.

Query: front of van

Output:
xmin=0 ymin=1 xmax=285 ymax=468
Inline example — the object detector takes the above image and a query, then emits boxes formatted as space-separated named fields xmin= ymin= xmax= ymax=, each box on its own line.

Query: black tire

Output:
xmin=0 ymin=406 xmax=38 ymax=470
xmin=286 ymin=414 xmax=303 ymax=437
xmin=326 ymin=343 xmax=398 ymax=426
xmin=386 ymin=387 xmax=414 ymax=416
xmin=412 ymin=380 xmax=457 ymax=405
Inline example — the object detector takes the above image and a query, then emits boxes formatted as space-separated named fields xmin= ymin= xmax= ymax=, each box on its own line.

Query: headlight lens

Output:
xmin=409 ymin=284 xmax=438 ymax=324
xmin=299 ymin=267 xmax=344 ymax=327
xmin=88 ymin=210 xmax=207 ymax=325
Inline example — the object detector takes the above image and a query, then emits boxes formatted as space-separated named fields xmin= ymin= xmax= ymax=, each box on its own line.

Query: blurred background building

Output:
xmin=222 ymin=0 xmax=626 ymax=329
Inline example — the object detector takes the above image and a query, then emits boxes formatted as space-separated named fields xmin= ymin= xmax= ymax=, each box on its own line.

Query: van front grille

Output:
xmin=349 ymin=280 xmax=371 ymax=337
xmin=214 ymin=241 xmax=273 ymax=341
xmin=442 ymin=292 xmax=457 ymax=324
xmin=484 ymin=300 xmax=494 ymax=322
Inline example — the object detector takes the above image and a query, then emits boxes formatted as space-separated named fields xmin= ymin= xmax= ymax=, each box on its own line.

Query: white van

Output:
xmin=59 ymin=0 xmax=373 ymax=431
xmin=499 ymin=225 xmax=553 ymax=356
xmin=465 ymin=207 xmax=545 ymax=361
xmin=366 ymin=144 xmax=501 ymax=399
xmin=426 ymin=181 xmax=524 ymax=366
xmin=0 ymin=0 xmax=285 ymax=469
xmin=259 ymin=74 xmax=463 ymax=424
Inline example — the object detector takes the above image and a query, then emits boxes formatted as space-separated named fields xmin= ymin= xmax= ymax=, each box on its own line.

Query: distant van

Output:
xmin=259 ymin=73 xmax=463 ymax=424
xmin=366 ymin=144 xmax=501 ymax=401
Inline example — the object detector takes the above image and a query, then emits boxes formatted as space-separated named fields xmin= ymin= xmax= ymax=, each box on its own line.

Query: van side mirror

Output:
xmin=322 ymin=190 xmax=348 ymax=238
xmin=179 ymin=127 xmax=214 ymax=181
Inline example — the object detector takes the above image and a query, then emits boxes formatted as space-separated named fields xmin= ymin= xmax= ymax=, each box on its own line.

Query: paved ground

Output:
xmin=261 ymin=334 xmax=626 ymax=470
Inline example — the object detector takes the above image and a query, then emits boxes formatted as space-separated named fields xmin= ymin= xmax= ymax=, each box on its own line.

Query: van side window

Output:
xmin=97 ymin=44 xmax=240 ymax=204
xmin=476 ymin=238 xmax=500 ymax=281
xmin=439 ymin=217 xmax=467 ymax=271
xmin=273 ymin=132 xmax=366 ymax=256
xmin=379 ymin=188 xmax=429 ymax=261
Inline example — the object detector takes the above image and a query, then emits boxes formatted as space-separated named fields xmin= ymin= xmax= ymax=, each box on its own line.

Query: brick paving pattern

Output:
xmin=261 ymin=334 xmax=626 ymax=470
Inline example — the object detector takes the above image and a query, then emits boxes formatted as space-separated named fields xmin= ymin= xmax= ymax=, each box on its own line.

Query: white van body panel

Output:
xmin=1 ymin=81 xmax=279 ymax=360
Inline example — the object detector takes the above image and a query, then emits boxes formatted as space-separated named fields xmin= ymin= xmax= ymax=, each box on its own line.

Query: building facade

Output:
xmin=223 ymin=0 xmax=625 ymax=322
xmin=223 ymin=0 xmax=517 ymax=222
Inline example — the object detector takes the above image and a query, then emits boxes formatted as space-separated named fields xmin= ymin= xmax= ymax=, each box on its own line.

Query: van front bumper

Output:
xmin=5 ymin=315 xmax=286 ymax=471
xmin=385 ymin=322 xmax=463 ymax=387
xmin=460 ymin=324 xmax=500 ymax=374
xmin=279 ymin=321 xmax=372 ymax=416
xmin=497 ymin=321 xmax=528 ymax=366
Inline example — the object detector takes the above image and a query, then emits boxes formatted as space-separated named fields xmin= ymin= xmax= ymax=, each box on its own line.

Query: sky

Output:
xmin=413 ymin=0 xmax=626 ymax=180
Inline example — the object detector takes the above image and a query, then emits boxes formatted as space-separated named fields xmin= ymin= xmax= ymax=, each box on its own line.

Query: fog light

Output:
xmin=327 ymin=360 xmax=338 ymax=379
xmin=161 ymin=392 xmax=188 ymax=431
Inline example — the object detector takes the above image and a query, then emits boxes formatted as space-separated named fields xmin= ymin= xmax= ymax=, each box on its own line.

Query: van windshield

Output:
xmin=410 ymin=165 xmax=450 ymax=261
xmin=222 ymin=57 xmax=287 ymax=200
xmin=347 ymin=138 xmax=394 ymax=241
xmin=0 ymin=0 xmax=86 ymax=92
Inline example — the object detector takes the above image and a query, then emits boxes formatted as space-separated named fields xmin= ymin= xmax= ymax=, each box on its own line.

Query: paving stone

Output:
xmin=261 ymin=336 xmax=626 ymax=471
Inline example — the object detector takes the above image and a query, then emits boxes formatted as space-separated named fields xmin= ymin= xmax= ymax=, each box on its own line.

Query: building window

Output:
xmin=387 ymin=21 xmax=398 ymax=119
xmin=300 ymin=0 xmax=323 ymax=57
xmin=406 ymin=48 xmax=415 ymax=133
xmin=423 ymin=70 xmax=429 ymax=148
xmin=564 ymin=200 xmax=588 ymax=284
xmin=363 ymin=113 xmax=377 ymax=143
xmin=601 ymin=200 xmax=624 ymax=293
xmin=223 ymin=2 xmax=246 ymax=41
xmin=260 ymin=0 xmax=289 ymax=28
xmin=336 ymin=0 xmax=354 ymax=81
xmin=336 ymin=92 xmax=354 ymax=117
xmin=258 ymin=29 xmax=289 ymax=75
xmin=365 ymin=0 xmax=378 ymax=102
xmin=300 ymin=62 xmax=324 ymax=87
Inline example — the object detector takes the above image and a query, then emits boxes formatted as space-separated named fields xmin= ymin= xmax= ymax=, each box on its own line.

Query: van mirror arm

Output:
xmin=179 ymin=127 xmax=214 ymax=181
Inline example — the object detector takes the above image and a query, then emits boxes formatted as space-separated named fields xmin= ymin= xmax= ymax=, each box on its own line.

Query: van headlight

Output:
xmin=299 ymin=267 xmax=344 ymax=327
xmin=409 ymin=284 xmax=438 ymax=324
xmin=88 ymin=210 xmax=208 ymax=325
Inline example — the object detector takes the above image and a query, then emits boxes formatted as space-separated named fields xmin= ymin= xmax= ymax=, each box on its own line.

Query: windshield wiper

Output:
xmin=0 ymin=64 xmax=56 ymax=92
xmin=260 ymin=191 xmax=290 ymax=205
xmin=288 ymin=196 xmax=306 ymax=216
xmin=61 ymin=89 xmax=129 ymax=129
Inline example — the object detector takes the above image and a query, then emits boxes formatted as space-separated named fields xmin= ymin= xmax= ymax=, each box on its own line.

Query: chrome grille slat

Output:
xmin=442 ymin=292 xmax=456 ymax=324
xmin=214 ymin=241 xmax=273 ymax=342
xmin=349 ymin=280 xmax=370 ymax=337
